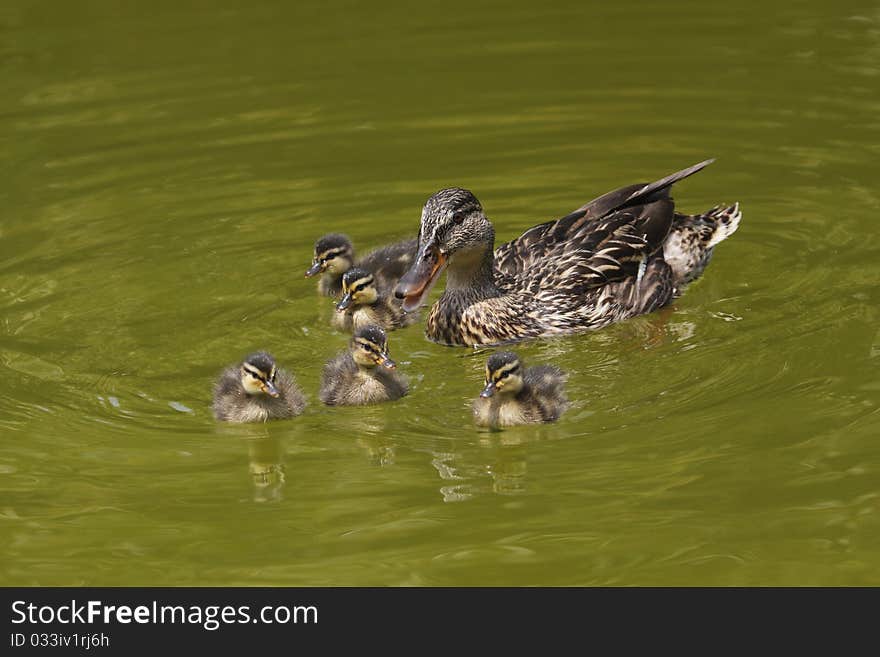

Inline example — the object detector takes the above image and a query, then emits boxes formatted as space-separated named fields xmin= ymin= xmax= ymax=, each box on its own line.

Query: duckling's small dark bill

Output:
xmin=336 ymin=293 xmax=353 ymax=311
xmin=305 ymin=261 xmax=323 ymax=277
xmin=480 ymin=381 xmax=496 ymax=398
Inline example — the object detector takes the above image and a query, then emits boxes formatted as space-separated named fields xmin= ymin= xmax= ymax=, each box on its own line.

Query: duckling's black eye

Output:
xmin=452 ymin=212 xmax=465 ymax=225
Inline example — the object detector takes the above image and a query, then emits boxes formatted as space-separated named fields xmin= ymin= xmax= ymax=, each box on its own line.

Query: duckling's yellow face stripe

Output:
xmin=355 ymin=337 xmax=387 ymax=355
xmin=353 ymin=336 xmax=393 ymax=368
xmin=242 ymin=364 xmax=279 ymax=396
xmin=342 ymin=274 xmax=374 ymax=295
xmin=242 ymin=365 xmax=267 ymax=394
xmin=341 ymin=274 xmax=378 ymax=307
xmin=318 ymin=247 xmax=346 ymax=259
xmin=316 ymin=247 xmax=353 ymax=274
xmin=488 ymin=360 xmax=520 ymax=386
xmin=242 ymin=364 xmax=265 ymax=379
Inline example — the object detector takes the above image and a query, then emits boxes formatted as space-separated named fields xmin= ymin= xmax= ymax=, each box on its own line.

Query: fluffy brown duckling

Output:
xmin=212 ymin=352 xmax=306 ymax=423
xmin=333 ymin=267 xmax=419 ymax=332
xmin=319 ymin=325 xmax=409 ymax=406
xmin=472 ymin=351 xmax=568 ymax=428
xmin=305 ymin=233 xmax=417 ymax=297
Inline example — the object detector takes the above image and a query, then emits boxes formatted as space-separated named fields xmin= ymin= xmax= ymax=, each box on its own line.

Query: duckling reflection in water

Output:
xmin=320 ymin=325 xmax=409 ymax=406
xmin=334 ymin=267 xmax=419 ymax=332
xmin=248 ymin=435 xmax=286 ymax=502
xmin=212 ymin=352 xmax=306 ymax=423
xmin=305 ymin=233 xmax=418 ymax=298
xmin=473 ymin=351 xmax=568 ymax=428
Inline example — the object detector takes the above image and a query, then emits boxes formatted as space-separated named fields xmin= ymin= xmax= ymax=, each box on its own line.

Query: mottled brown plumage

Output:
xmin=305 ymin=233 xmax=418 ymax=297
xmin=472 ymin=351 xmax=568 ymax=428
xmin=394 ymin=160 xmax=741 ymax=346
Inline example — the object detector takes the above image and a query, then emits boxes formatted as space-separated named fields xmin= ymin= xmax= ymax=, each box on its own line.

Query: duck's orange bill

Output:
xmin=394 ymin=244 xmax=447 ymax=313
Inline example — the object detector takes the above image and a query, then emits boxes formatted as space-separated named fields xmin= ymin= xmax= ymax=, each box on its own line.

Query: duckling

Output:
xmin=472 ymin=351 xmax=568 ymax=428
xmin=212 ymin=352 xmax=306 ymax=423
xmin=319 ymin=325 xmax=409 ymax=406
xmin=394 ymin=159 xmax=741 ymax=346
xmin=305 ymin=233 xmax=418 ymax=297
xmin=333 ymin=267 xmax=419 ymax=332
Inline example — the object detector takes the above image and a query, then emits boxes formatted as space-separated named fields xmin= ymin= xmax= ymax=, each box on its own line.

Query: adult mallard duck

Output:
xmin=212 ymin=352 xmax=306 ymax=423
xmin=393 ymin=159 xmax=741 ymax=347
xmin=472 ymin=351 xmax=568 ymax=428
xmin=305 ymin=233 xmax=418 ymax=297
xmin=319 ymin=325 xmax=408 ymax=406
xmin=334 ymin=267 xmax=420 ymax=332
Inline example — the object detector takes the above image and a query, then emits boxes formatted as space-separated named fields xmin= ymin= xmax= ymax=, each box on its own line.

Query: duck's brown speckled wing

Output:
xmin=493 ymin=160 xmax=714 ymax=295
xmin=493 ymin=199 xmax=674 ymax=299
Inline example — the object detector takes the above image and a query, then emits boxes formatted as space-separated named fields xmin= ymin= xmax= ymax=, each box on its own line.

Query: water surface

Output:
xmin=1 ymin=0 xmax=879 ymax=585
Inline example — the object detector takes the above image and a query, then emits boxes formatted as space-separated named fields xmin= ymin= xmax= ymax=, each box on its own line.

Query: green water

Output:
xmin=2 ymin=0 xmax=879 ymax=586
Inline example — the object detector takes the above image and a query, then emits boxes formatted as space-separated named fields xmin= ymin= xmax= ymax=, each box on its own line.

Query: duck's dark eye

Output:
xmin=452 ymin=212 xmax=465 ymax=225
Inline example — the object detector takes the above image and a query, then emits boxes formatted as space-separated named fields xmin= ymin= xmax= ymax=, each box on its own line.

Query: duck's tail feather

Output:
xmin=705 ymin=202 xmax=741 ymax=248
xmin=624 ymin=158 xmax=716 ymax=207
xmin=664 ymin=202 xmax=742 ymax=287
xmin=574 ymin=158 xmax=716 ymax=221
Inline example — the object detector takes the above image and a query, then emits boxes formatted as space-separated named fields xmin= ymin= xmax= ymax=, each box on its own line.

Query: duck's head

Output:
xmin=240 ymin=352 xmax=280 ymax=398
xmin=305 ymin=234 xmax=354 ymax=278
xmin=394 ymin=188 xmax=492 ymax=311
xmin=480 ymin=351 xmax=524 ymax=398
xmin=336 ymin=267 xmax=378 ymax=311
xmin=351 ymin=325 xmax=395 ymax=370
